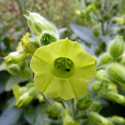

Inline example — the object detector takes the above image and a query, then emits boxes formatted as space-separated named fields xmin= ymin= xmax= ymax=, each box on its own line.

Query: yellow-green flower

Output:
xmin=30 ymin=39 xmax=96 ymax=100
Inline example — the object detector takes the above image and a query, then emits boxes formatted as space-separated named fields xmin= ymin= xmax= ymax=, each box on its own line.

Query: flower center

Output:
xmin=51 ymin=57 xmax=75 ymax=78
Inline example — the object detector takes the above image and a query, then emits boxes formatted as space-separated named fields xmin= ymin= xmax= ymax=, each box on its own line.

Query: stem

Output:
xmin=70 ymin=99 xmax=76 ymax=120
xmin=16 ymin=0 xmax=28 ymax=31
xmin=43 ymin=94 xmax=53 ymax=106
xmin=62 ymin=101 xmax=68 ymax=108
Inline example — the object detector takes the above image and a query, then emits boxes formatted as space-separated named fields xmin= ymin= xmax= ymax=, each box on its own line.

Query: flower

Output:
xmin=21 ymin=33 xmax=40 ymax=54
xmin=30 ymin=38 xmax=96 ymax=100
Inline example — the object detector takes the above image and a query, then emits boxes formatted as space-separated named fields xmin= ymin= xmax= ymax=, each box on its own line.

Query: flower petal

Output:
xmin=34 ymin=46 xmax=55 ymax=64
xmin=44 ymin=77 xmax=62 ymax=98
xmin=34 ymin=73 xmax=53 ymax=92
xmin=75 ymin=64 xmax=96 ymax=81
xmin=30 ymin=56 xmax=50 ymax=73
xmin=60 ymin=79 xmax=75 ymax=100
xmin=71 ymin=51 xmax=95 ymax=68
xmin=70 ymin=77 xmax=88 ymax=98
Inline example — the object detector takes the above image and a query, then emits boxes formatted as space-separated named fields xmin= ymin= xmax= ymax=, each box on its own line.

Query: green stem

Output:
xmin=70 ymin=99 xmax=76 ymax=120
xmin=43 ymin=94 xmax=53 ymax=106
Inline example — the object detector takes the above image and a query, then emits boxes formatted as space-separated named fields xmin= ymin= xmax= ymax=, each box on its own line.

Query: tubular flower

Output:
xmin=30 ymin=39 xmax=96 ymax=100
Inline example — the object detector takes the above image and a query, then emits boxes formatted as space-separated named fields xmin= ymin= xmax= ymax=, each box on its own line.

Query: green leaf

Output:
xmin=0 ymin=107 xmax=22 ymax=125
xmin=0 ymin=62 xmax=6 ymax=71
xmin=0 ymin=71 xmax=10 ymax=93
xmin=24 ymin=106 xmax=36 ymax=124
xmin=34 ymin=104 xmax=48 ymax=125
xmin=70 ymin=24 xmax=97 ymax=45
xmin=5 ymin=75 xmax=23 ymax=91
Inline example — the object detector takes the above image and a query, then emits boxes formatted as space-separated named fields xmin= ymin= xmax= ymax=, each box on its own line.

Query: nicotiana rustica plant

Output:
xmin=3 ymin=11 xmax=125 ymax=125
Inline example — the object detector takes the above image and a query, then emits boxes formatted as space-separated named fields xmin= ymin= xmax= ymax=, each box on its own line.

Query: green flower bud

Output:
xmin=54 ymin=102 xmax=63 ymax=109
xmin=107 ymin=91 xmax=125 ymax=104
xmin=40 ymin=31 xmax=57 ymax=45
xmin=45 ymin=106 xmax=60 ymax=120
xmin=24 ymin=10 xmax=58 ymax=36
xmin=13 ymin=84 xmax=37 ymax=108
xmin=103 ymin=13 xmax=109 ymax=21
xmin=96 ymin=70 xmax=109 ymax=82
xmin=77 ymin=93 xmax=92 ymax=110
xmin=109 ymin=36 xmax=124 ymax=58
xmin=21 ymin=33 xmax=40 ymax=54
xmin=28 ymin=87 xmax=37 ymax=96
xmin=103 ymin=82 xmax=118 ymax=93
xmin=26 ymin=82 xmax=34 ymax=88
xmin=108 ymin=116 xmax=125 ymax=124
xmin=19 ymin=67 xmax=32 ymax=80
xmin=18 ymin=61 xmax=26 ymax=70
xmin=36 ymin=94 xmax=44 ymax=102
xmin=92 ymin=80 xmax=102 ymax=92
xmin=86 ymin=4 xmax=96 ymax=14
xmin=106 ymin=63 xmax=125 ymax=90
xmin=91 ymin=101 xmax=102 ymax=112
xmin=8 ymin=64 xmax=21 ymax=74
xmin=100 ymin=53 xmax=113 ymax=65
xmin=113 ymin=17 xmax=125 ymax=25
xmin=4 ymin=51 xmax=24 ymax=65
xmin=93 ymin=29 xmax=100 ymax=37
xmin=62 ymin=110 xmax=80 ymax=125
xmin=89 ymin=112 xmax=113 ymax=125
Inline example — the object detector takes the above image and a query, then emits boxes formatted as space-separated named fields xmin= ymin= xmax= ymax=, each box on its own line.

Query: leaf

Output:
xmin=99 ymin=35 xmax=111 ymax=43
xmin=5 ymin=75 xmax=24 ymax=91
xmin=0 ymin=62 xmax=6 ymax=71
xmin=78 ymin=39 xmax=95 ymax=55
xmin=0 ymin=107 xmax=22 ymax=125
xmin=34 ymin=104 xmax=48 ymax=125
xmin=24 ymin=106 xmax=36 ymax=124
xmin=70 ymin=24 xmax=97 ymax=45
xmin=0 ymin=71 xmax=10 ymax=93
xmin=58 ymin=27 xmax=67 ymax=35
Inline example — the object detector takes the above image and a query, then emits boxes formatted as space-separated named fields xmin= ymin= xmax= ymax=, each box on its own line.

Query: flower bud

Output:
xmin=100 ymin=53 xmax=113 ymax=65
xmin=40 ymin=31 xmax=57 ymax=45
xmin=36 ymin=93 xmax=44 ymax=102
xmin=13 ymin=84 xmax=37 ymax=108
xmin=75 ymin=10 xmax=85 ymax=18
xmin=103 ymin=13 xmax=109 ymax=21
xmin=92 ymin=80 xmax=102 ymax=92
xmin=113 ymin=17 xmax=125 ymax=25
xmin=21 ymin=33 xmax=40 ymax=54
xmin=54 ymin=102 xmax=63 ymax=109
xmin=19 ymin=67 xmax=32 ymax=80
xmin=62 ymin=111 xmax=80 ymax=125
xmin=8 ymin=64 xmax=21 ymax=74
xmin=108 ymin=116 xmax=125 ymax=124
xmin=106 ymin=63 xmax=125 ymax=90
xmin=45 ymin=106 xmax=60 ymax=120
xmin=77 ymin=93 xmax=92 ymax=110
xmin=96 ymin=70 xmax=109 ymax=82
xmin=24 ymin=10 xmax=58 ymax=36
xmin=107 ymin=91 xmax=125 ymax=104
xmin=91 ymin=101 xmax=102 ymax=112
xmin=109 ymin=36 xmax=124 ymax=58
xmin=103 ymin=82 xmax=118 ymax=93
xmin=86 ymin=4 xmax=96 ymax=13
xmin=28 ymin=87 xmax=37 ymax=96
xmin=4 ymin=51 xmax=24 ymax=65
xmin=89 ymin=112 xmax=113 ymax=125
